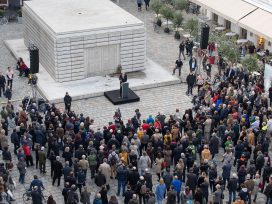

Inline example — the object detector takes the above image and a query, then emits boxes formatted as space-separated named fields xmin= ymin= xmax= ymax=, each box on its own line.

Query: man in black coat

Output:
xmin=52 ymin=156 xmax=63 ymax=186
xmin=186 ymin=168 xmax=197 ymax=197
xmin=64 ymin=92 xmax=72 ymax=113
xmin=227 ymin=173 xmax=238 ymax=203
xmin=143 ymin=168 xmax=153 ymax=191
xmin=128 ymin=167 xmax=140 ymax=191
xmin=119 ymin=72 xmax=127 ymax=97
xmin=209 ymin=133 xmax=219 ymax=159
xmin=0 ymin=72 xmax=6 ymax=97
xmin=173 ymin=58 xmax=183 ymax=77
xmin=95 ymin=169 xmax=106 ymax=187
xmin=62 ymin=182 xmax=70 ymax=204
xmin=31 ymin=186 xmax=42 ymax=204
xmin=186 ymin=71 xmax=195 ymax=95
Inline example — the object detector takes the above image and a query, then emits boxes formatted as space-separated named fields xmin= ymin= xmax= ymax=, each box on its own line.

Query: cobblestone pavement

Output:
xmin=0 ymin=0 xmax=267 ymax=203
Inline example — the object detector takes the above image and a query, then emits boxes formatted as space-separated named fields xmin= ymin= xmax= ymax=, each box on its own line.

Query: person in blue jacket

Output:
xmin=172 ymin=175 xmax=182 ymax=203
xmin=156 ymin=179 xmax=166 ymax=204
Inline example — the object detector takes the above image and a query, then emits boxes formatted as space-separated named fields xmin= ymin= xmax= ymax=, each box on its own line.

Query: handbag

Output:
xmin=161 ymin=161 xmax=168 ymax=169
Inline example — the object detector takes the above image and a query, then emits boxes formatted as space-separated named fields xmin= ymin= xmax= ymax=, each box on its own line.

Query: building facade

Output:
xmin=191 ymin=0 xmax=272 ymax=52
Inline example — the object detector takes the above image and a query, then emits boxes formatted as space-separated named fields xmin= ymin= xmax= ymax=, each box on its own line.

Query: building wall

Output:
xmin=23 ymin=5 xmax=145 ymax=83
xmin=265 ymin=40 xmax=272 ymax=52
xmin=54 ymin=28 xmax=145 ymax=82
xmin=247 ymin=32 xmax=258 ymax=45
xmin=230 ymin=23 xmax=240 ymax=34
xmin=218 ymin=16 xmax=225 ymax=26
xmin=23 ymin=8 xmax=56 ymax=80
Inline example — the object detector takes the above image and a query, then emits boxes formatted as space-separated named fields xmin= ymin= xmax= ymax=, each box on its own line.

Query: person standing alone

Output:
xmin=0 ymin=72 xmax=6 ymax=97
xmin=186 ymin=71 xmax=195 ymax=95
xmin=6 ymin=67 xmax=13 ymax=90
xmin=64 ymin=92 xmax=72 ymax=113
xmin=172 ymin=58 xmax=183 ymax=77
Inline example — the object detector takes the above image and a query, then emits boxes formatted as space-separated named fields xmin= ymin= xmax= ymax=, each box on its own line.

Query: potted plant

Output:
xmin=151 ymin=0 xmax=163 ymax=26
xmin=242 ymin=55 xmax=260 ymax=72
xmin=173 ymin=11 xmax=183 ymax=39
xmin=160 ymin=4 xmax=174 ymax=33
xmin=173 ymin=0 xmax=189 ymax=11
xmin=184 ymin=17 xmax=199 ymax=38
xmin=0 ymin=9 xmax=4 ymax=17
xmin=116 ymin=64 xmax=122 ymax=74
xmin=17 ymin=9 xmax=22 ymax=24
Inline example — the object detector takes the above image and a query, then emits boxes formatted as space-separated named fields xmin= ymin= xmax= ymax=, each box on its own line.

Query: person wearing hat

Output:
xmin=63 ymin=92 xmax=72 ymax=113
xmin=155 ymin=179 xmax=166 ymax=204
xmin=38 ymin=146 xmax=46 ymax=174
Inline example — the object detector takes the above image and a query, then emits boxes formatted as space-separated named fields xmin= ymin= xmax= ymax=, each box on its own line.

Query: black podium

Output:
xmin=104 ymin=82 xmax=140 ymax=105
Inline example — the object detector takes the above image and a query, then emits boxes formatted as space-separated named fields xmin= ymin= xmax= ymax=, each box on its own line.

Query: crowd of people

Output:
xmin=0 ymin=56 xmax=271 ymax=204
xmin=0 ymin=28 xmax=272 ymax=204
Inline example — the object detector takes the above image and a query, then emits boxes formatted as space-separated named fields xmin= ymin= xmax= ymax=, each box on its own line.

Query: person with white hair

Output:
xmin=213 ymin=184 xmax=223 ymax=204
xmin=38 ymin=146 xmax=46 ymax=174
xmin=79 ymin=155 xmax=89 ymax=177
xmin=93 ymin=193 xmax=102 ymax=204
xmin=228 ymin=173 xmax=238 ymax=203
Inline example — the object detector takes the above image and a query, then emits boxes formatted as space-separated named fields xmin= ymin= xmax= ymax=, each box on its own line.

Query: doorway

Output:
xmin=85 ymin=44 xmax=120 ymax=77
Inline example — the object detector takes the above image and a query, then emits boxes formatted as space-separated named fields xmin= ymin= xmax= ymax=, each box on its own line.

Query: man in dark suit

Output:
xmin=64 ymin=92 xmax=72 ymax=113
xmin=119 ymin=72 xmax=127 ymax=97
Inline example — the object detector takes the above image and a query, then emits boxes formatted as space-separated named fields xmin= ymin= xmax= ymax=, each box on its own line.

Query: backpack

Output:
xmin=88 ymin=154 xmax=97 ymax=166
xmin=140 ymin=184 xmax=147 ymax=195
xmin=67 ymin=191 xmax=78 ymax=204
xmin=109 ymin=154 xmax=117 ymax=166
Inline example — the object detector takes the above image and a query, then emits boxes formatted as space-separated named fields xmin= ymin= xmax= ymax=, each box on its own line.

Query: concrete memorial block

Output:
xmin=23 ymin=0 xmax=145 ymax=82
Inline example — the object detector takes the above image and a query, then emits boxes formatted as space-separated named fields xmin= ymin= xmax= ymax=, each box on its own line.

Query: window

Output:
xmin=268 ymin=41 xmax=271 ymax=46
xmin=241 ymin=28 xmax=247 ymax=39
xmin=250 ymin=32 xmax=253 ymax=37
xmin=0 ymin=0 xmax=8 ymax=5
xmin=213 ymin=13 xmax=218 ymax=24
xmin=225 ymin=20 xmax=231 ymax=30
